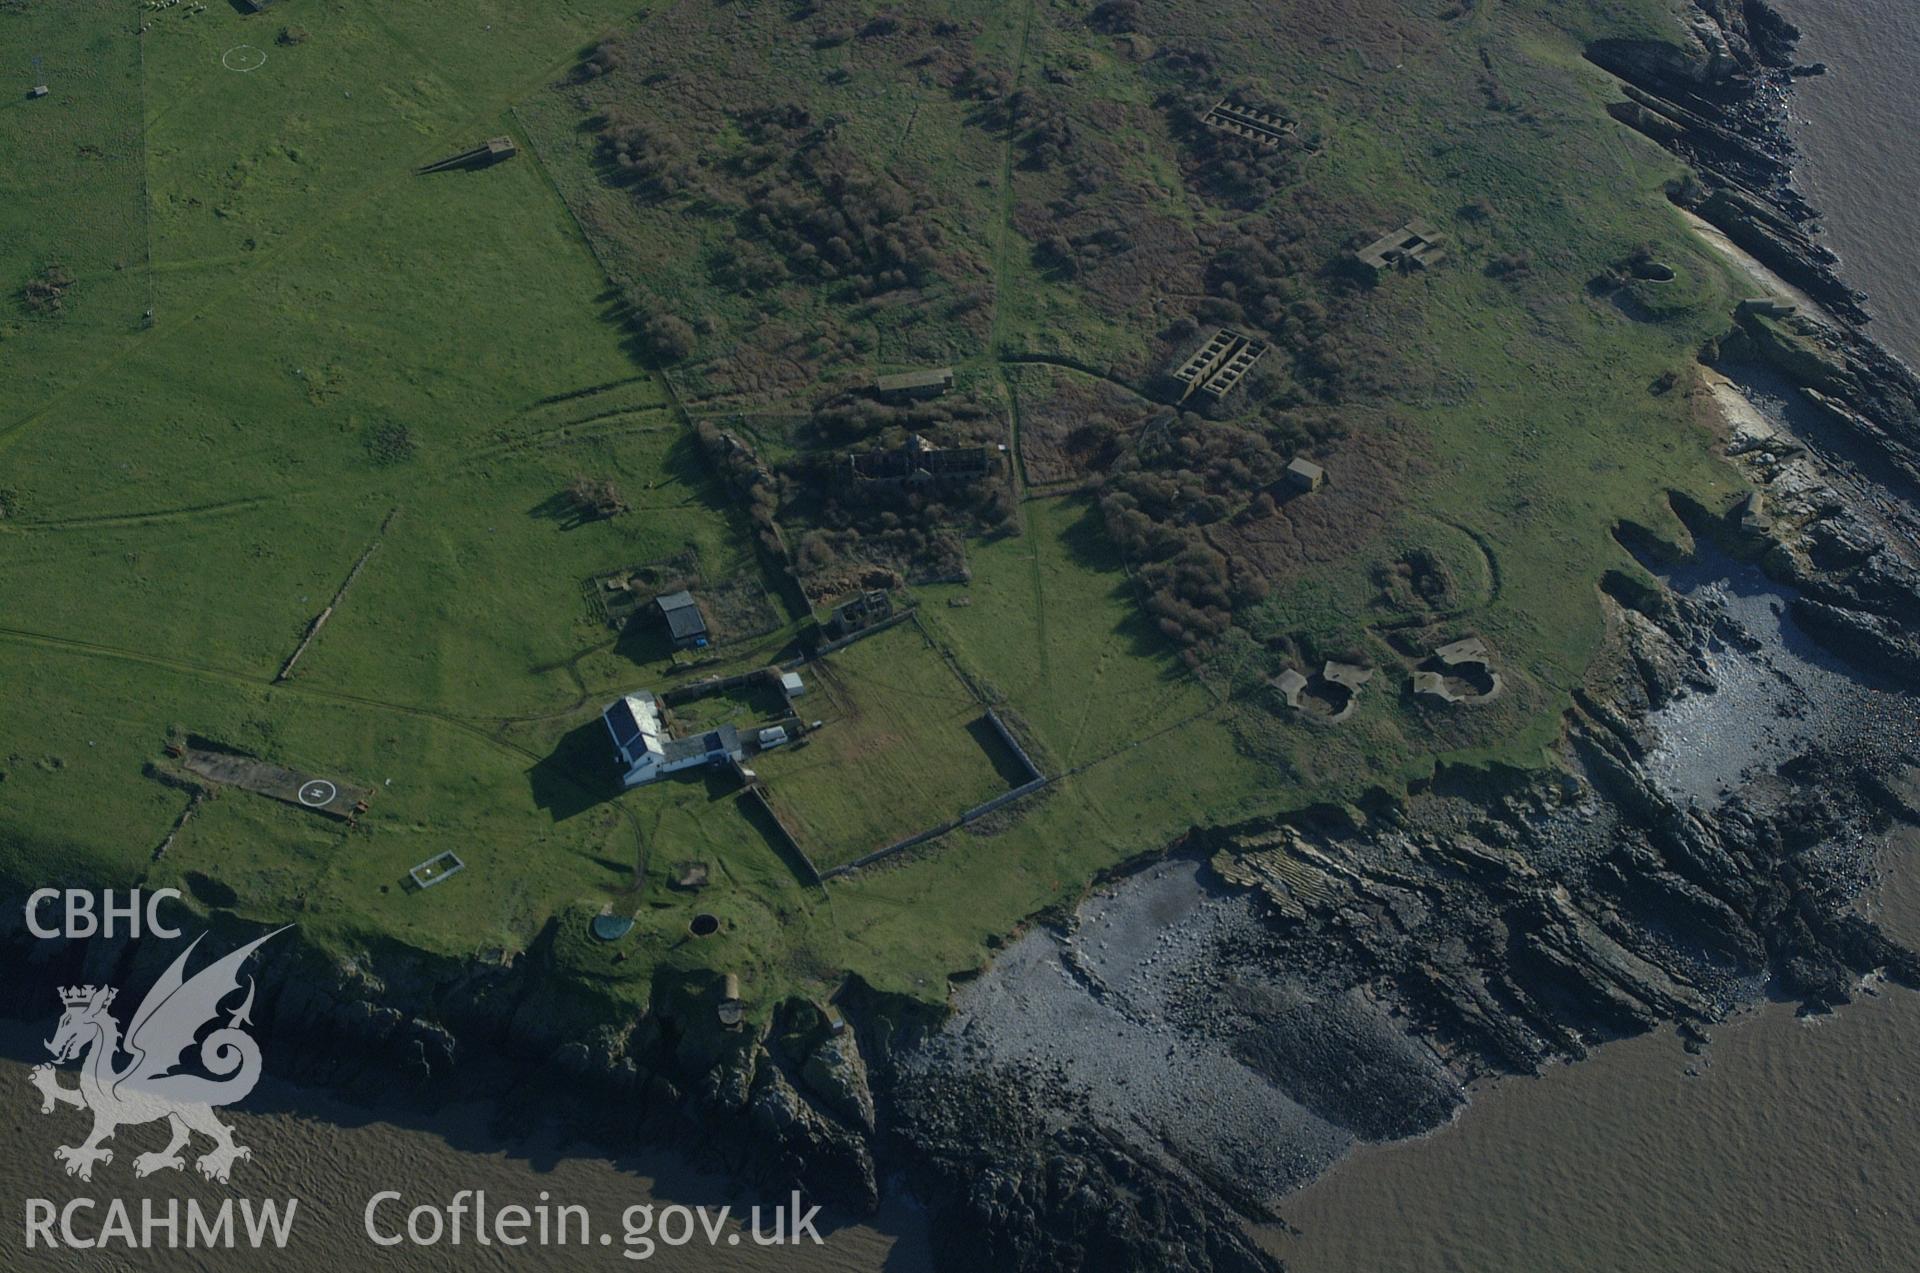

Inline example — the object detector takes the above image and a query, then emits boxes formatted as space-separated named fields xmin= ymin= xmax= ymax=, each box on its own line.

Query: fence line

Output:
xmin=275 ymin=508 xmax=397 ymax=681
xmin=819 ymin=774 xmax=1049 ymax=880
xmin=744 ymin=784 xmax=825 ymax=889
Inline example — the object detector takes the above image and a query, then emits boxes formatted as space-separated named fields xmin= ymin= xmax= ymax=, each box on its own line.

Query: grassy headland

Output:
xmin=1 ymin=0 xmax=1757 ymax=1025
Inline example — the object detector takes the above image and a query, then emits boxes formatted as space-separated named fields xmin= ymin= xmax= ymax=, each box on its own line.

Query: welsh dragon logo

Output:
xmin=31 ymin=927 xmax=287 ymax=1183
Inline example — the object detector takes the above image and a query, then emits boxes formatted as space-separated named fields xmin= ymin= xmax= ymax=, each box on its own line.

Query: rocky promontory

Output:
xmin=8 ymin=5 xmax=1920 ymax=1272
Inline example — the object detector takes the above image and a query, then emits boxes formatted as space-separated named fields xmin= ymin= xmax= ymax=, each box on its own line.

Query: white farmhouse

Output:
xmin=602 ymin=691 xmax=743 ymax=787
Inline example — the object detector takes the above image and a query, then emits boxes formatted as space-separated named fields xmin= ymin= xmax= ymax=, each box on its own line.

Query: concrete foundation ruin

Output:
xmin=1355 ymin=220 xmax=1446 ymax=277
xmin=1168 ymin=328 xmax=1269 ymax=403
xmin=1412 ymin=637 xmax=1503 ymax=704
xmin=1201 ymin=98 xmax=1297 ymax=148
xmin=417 ymin=136 xmax=518 ymax=174
xmin=847 ymin=433 xmax=997 ymax=487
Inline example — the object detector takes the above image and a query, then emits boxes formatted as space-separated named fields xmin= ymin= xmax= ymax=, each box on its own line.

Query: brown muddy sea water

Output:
xmin=6 ymin=7 xmax=1919 ymax=1267
xmin=0 ymin=1023 xmax=933 ymax=1271
xmin=1265 ymin=846 xmax=1920 ymax=1272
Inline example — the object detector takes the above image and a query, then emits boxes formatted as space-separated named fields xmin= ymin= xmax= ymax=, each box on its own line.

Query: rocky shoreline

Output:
xmin=888 ymin=3 xmax=1920 ymax=1268
xmin=8 ymin=4 xmax=1920 ymax=1271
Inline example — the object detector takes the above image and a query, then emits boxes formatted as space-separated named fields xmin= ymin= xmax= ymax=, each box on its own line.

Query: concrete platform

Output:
xmin=178 ymin=748 xmax=372 ymax=819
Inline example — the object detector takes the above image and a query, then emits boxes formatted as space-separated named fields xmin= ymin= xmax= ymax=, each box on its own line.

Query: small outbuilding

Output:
xmin=873 ymin=366 xmax=954 ymax=401
xmin=29 ymin=85 xmax=49 ymax=98
xmin=758 ymin=725 xmax=790 ymax=749
xmin=1285 ymin=457 xmax=1326 ymax=493
xmin=1737 ymin=296 xmax=1798 ymax=320
xmin=1271 ymin=668 xmax=1309 ymax=709
xmin=780 ymin=671 xmax=807 ymax=698
xmin=654 ymin=590 xmax=710 ymax=650
xmin=828 ymin=589 xmax=893 ymax=638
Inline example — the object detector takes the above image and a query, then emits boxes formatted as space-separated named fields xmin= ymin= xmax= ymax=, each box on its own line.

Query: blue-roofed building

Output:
xmin=603 ymin=690 xmax=743 ymax=787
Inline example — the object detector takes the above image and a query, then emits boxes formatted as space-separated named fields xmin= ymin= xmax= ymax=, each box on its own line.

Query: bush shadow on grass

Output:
xmin=528 ymin=489 xmax=610 ymax=530
xmin=1055 ymin=497 xmax=1197 ymax=678
xmin=528 ymin=717 xmax=626 ymax=822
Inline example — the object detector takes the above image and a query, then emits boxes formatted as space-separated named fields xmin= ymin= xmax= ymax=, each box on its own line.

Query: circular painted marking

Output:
xmin=297 ymin=779 xmax=338 ymax=807
xmin=221 ymin=45 xmax=267 ymax=73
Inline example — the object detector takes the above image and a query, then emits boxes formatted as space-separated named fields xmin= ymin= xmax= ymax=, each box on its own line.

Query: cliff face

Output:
xmin=12 ymin=6 xmax=1920 ymax=1271
xmin=882 ymin=5 xmax=1920 ymax=1267
xmin=889 ymin=564 xmax=1920 ymax=1268
xmin=1588 ymin=0 xmax=1799 ymax=87
xmin=1589 ymin=0 xmax=1872 ymax=325
xmin=0 ymin=900 xmax=893 ymax=1217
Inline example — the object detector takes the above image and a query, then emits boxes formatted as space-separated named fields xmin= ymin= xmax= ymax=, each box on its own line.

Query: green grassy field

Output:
xmin=0 ymin=0 xmax=719 ymax=981
xmin=755 ymin=621 xmax=1024 ymax=868
xmin=918 ymin=496 xmax=1217 ymax=768
xmin=0 ymin=1 xmax=151 ymax=420
xmin=0 ymin=0 xmax=1771 ymax=1022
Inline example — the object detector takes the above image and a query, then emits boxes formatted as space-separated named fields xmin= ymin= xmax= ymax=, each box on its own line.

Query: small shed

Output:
xmin=29 ymin=85 xmax=49 ymax=98
xmin=781 ymin=671 xmax=806 ymax=698
xmin=1737 ymin=296 xmax=1798 ymax=320
xmin=1285 ymin=457 xmax=1326 ymax=493
xmin=718 ymin=973 xmax=744 ymax=1029
xmin=874 ymin=366 xmax=954 ymax=401
xmin=654 ymin=590 xmax=710 ymax=649
xmin=758 ymin=725 xmax=790 ymax=749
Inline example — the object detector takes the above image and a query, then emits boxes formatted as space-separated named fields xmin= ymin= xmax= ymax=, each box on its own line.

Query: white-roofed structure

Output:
xmin=603 ymin=690 xmax=742 ymax=787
